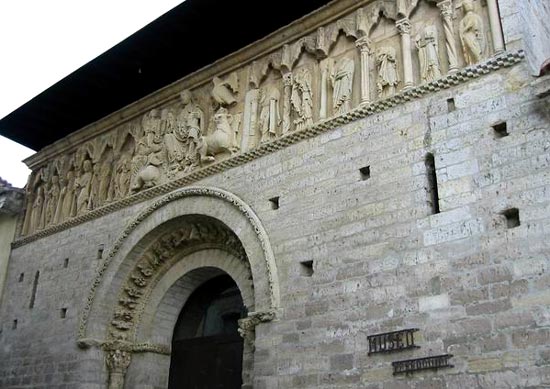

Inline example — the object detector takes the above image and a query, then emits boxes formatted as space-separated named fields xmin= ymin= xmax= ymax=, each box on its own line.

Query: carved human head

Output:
xmin=463 ymin=0 xmax=474 ymax=12
xmin=180 ymin=90 xmax=193 ymax=105
xmin=83 ymin=160 xmax=92 ymax=172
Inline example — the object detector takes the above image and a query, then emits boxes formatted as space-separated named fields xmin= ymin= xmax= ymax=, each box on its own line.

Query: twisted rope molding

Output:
xmin=76 ymin=186 xmax=279 ymax=344
xmin=13 ymin=50 xmax=524 ymax=249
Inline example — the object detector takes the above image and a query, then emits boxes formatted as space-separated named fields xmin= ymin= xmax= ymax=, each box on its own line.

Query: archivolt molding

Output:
xmin=77 ymin=186 xmax=280 ymax=347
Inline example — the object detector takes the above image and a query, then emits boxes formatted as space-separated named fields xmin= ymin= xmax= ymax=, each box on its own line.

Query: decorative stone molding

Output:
xmin=14 ymin=49 xmax=525 ymax=249
xmin=77 ymin=186 xmax=280 ymax=344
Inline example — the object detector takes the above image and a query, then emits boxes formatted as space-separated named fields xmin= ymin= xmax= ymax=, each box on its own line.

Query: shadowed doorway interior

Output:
xmin=168 ymin=273 xmax=247 ymax=389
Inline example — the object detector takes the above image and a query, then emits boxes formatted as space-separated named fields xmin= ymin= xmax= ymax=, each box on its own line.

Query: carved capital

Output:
xmin=355 ymin=36 xmax=372 ymax=53
xmin=105 ymin=349 xmax=132 ymax=375
xmin=437 ymin=0 xmax=453 ymax=18
xmin=238 ymin=310 xmax=276 ymax=347
xmin=396 ymin=18 xmax=411 ymax=35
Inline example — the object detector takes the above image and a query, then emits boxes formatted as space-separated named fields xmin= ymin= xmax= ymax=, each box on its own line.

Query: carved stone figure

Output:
xmin=43 ymin=175 xmax=60 ymax=225
xmin=176 ymin=90 xmax=207 ymax=170
xmin=114 ymin=154 xmax=132 ymax=199
xmin=31 ymin=185 xmax=45 ymax=231
xmin=376 ymin=46 xmax=399 ymax=98
xmin=60 ymin=170 xmax=76 ymax=221
xmin=282 ymin=73 xmax=293 ymax=134
xmin=258 ymin=84 xmax=281 ymax=143
xmin=131 ymin=110 xmax=165 ymax=192
xmin=291 ymin=68 xmax=314 ymax=131
xmin=98 ymin=155 xmax=114 ymax=204
xmin=202 ymin=107 xmax=240 ymax=158
xmin=416 ymin=25 xmax=442 ymax=83
xmin=212 ymin=72 xmax=239 ymax=107
xmin=459 ymin=0 xmax=485 ymax=66
xmin=331 ymin=57 xmax=355 ymax=115
xmin=76 ymin=160 xmax=93 ymax=215
xmin=164 ymin=110 xmax=186 ymax=175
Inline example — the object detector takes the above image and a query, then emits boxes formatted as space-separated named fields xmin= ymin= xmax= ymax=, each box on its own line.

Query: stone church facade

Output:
xmin=1 ymin=0 xmax=549 ymax=387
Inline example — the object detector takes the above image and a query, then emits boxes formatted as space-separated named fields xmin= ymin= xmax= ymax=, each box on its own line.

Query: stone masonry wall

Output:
xmin=1 ymin=0 xmax=549 ymax=388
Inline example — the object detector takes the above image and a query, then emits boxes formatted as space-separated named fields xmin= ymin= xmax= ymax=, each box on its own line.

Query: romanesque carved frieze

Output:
xmin=21 ymin=0 xmax=506 ymax=237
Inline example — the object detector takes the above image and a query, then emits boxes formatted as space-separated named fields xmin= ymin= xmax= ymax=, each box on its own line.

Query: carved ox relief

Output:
xmin=22 ymin=0 xmax=505 ymax=236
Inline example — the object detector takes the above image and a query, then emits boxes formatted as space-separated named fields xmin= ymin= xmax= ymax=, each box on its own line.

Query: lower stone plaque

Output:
xmin=392 ymin=354 xmax=453 ymax=375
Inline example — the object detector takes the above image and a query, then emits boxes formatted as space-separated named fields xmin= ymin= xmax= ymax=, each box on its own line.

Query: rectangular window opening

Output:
xmin=269 ymin=197 xmax=280 ymax=210
xmin=63 ymin=258 xmax=69 ymax=268
xmin=493 ymin=121 xmax=508 ymax=138
xmin=425 ymin=153 xmax=440 ymax=215
xmin=300 ymin=260 xmax=314 ymax=277
xmin=97 ymin=244 xmax=105 ymax=259
xmin=60 ymin=308 xmax=68 ymax=319
xmin=447 ymin=98 xmax=456 ymax=112
xmin=359 ymin=166 xmax=371 ymax=181
xmin=29 ymin=271 xmax=40 ymax=309
xmin=501 ymin=208 xmax=520 ymax=229
xmin=12 ymin=320 xmax=17 ymax=330
xmin=18 ymin=273 xmax=24 ymax=282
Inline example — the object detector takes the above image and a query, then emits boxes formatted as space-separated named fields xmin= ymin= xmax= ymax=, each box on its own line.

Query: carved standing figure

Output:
xmin=176 ymin=90 xmax=206 ymax=170
xmin=376 ymin=46 xmax=399 ymax=98
xmin=164 ymin=110 xmax=186 ymax=174
xmin=76 ymin=160 xmax=93 ymax=215
xmin=459 ymin=0 xmax=485 ymax=66
xmin=416 ymin=25 xmax=442 ymax=83
xmin=98 ymin=155 xmax=114 ymax=204
xmin=44 ymin=175 xmax=61 ymax=226
xmin=59 ymin=170 xmax=76 ymax=221
xmin=31 ymin=185 xmax=45 ymax=231
xmin=258 ymin=84 xmax=281 ymax=143
xmin=114 ymin=154 xmax=132 ymax=199
xmin=291 ymin=67 xmax=314 ymax=131
xmin=331 ymin=57 xmax=355 ymax=115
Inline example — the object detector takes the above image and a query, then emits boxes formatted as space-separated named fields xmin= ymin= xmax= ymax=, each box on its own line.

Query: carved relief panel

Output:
xmin=21 ymin=0 xmax=504 ymax=236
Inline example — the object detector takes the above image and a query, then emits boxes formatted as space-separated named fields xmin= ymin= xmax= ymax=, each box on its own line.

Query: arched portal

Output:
xmin=77 ymin=187 xmax=280 ymax=388
xmin=168 ymin=273 xmax=246 ymax=389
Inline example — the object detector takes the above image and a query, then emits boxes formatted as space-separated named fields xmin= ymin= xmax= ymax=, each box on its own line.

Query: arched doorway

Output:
xmin=168 ymin=273 xmax=247 ymax=388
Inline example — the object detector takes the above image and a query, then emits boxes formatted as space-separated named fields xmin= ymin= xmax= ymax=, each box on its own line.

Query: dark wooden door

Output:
xmin=168 ymin=333 xmax=244 ymax=389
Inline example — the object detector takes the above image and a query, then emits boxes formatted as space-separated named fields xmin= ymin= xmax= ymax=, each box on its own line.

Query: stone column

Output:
xmin=356 ymin=36 xmax=372 ymax=105
xmin=486 ymin=0 xmax=505 ymax=54
xmin=105 ymin=349 xmax=132 ymax=389
xmin=282 ymin=72 xmax=293 ymax=135
xmin=319 ymin=60 xmax=329 ymax=120
xmin=437 ymin=0 xmax=459 ymax=73
xmin=396 ymin=18 xmax=414 ymax=90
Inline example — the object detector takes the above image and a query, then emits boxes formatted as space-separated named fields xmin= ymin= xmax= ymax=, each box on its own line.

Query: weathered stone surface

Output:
xmin=1 ymin=0 xmax=549 ymax=388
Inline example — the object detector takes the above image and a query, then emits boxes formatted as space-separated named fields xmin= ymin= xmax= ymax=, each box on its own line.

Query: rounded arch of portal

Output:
xmin=77 ymin=186 xmax=280 ymax=348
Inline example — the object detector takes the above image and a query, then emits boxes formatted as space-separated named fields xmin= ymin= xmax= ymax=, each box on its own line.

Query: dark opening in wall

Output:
xmin=60 ymin=308 xmax=67 ymax=319
xmin=29 ymin=271 xmax=40 ymax=309
xmin=300 ymin=260 xmax=314 ymax=277
xmin=63 ymin=258 xmax=69 ymax=268
xmin=501 ymin=208 xmax=520 ymax=228
xmin=447 ymin=98 xmax=456 ymax=112
xmin=97 ymin=244 xmax=105 ymax=259
xmin=359 ymin=166 xmax=371 ymax=180
xmin=425 ymin=153 xmax=440 ymax=214
xmin=269 ymin=197 xmax=280 ymax=210
xmin=493 ymin=121 xmax=508 ymax=138
xmin=12 ymin=320 xmax=17 ymax=330
xmin=18 ymin=273 xmax=24 ymax=282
